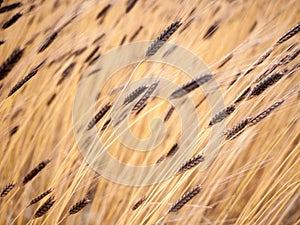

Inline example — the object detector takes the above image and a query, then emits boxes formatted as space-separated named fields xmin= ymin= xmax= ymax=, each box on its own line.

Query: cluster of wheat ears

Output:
xmin=0 ymin=0 xmax=299 ymax=224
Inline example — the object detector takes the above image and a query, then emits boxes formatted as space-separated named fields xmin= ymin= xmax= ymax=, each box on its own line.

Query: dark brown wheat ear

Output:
xmin=2 ymin=12 xmax=22 ymax=29
xmin=34 ymin=196 xmax=55 ymax=218
xmin=170 ymin=73 xmax=213 ymax=99
xmin=168 ymin=185 xmax=201 ymax=213
xmin=0 ymin=47 xmax=25 ymax=81
xmin=177 ymin=154 xmax=205 ymax=174
xmin=0 ymin=2 xmax=22 ymax=14
xmin=132 ymin=80 xmax=159 ymax=112
xmin=224 ymin=118 xmax=251 ymax=140
xmin=69 ymin=198 xmax=91 ymax=215
xmin=146 ymin=20 xmax=182 ymax=57
xmin=123 ymin=84 xmax=149 ymax=105
xmin=87 ymin=103 xmax=112 ymax=130
xmin=22 ymin=159 xmax=51 ymax=184
xmin=8 ymin=60 xmax=45 ymax=97
xmin=132 ymin=196 xmax=147 ymax=210
xmin=250 ymin=99 xmax=285 ymax=125
xmin=274 ymin=22 xmax=300 ymax=46
xmin=209 ymin=104 xmax=236 ymax=126
xmin=249 ymin=72 xmax=284 ymax=98
xmin=28 ymin=188 xmax=54 ymax=207
xmin=0 ymin=182 xmax=16 ymax=197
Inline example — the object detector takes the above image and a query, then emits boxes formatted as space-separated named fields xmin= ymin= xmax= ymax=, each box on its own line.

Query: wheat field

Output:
xmin=0 ymin=0 xmax=299 ymax=224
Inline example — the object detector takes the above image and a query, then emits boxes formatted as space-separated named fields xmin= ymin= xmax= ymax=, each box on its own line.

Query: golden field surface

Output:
xmin=0 ymin=0 xmax=299 ymax=224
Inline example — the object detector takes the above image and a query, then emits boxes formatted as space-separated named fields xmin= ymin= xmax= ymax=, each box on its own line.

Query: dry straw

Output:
xmin=168 ymin=185 xmax=201 ymax=213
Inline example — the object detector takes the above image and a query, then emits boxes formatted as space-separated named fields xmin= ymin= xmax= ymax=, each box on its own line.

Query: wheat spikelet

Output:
xmin=8 ymin=60 xmax=45 ymax=97
xmin=132 ymin=196 xmax=146 ymax=210
xmin=249 ymin=72 xmax=284 ymax=98
xmin=146 ymin=20 xmax=182 ymax=57
xmin=163 ymin=106 xmax=175 ymax=122
xmin=22 ymin=159 xmax=51 ymax=184
xmin=170 ymin=73 xmax=213 ymax=99
xmin=209 ymin=104 xmax=236 ymax=126
xmin=57 ymin=62 xmax=76 ymax=86
xmin=87 ymin=103 xmax=112 ymax=130
xmin=0 ymin=47 xmax=24 ymax=80
xmin=275 ymin=22 xmax=300 ymax=46
xmin=96 ymin=4 xmax=111 ymax=21
xmin=34 ymin=196 xmax=55 ymax=218
xmin=203 ymin=20 xmax=220 ymax=40
xmin=123 ymin=85 xmax=148 ymax=105
xmin=101 ymin=118 xmax=111 ymax=131
xmin=224 ymin=118 xmax=251 ymax=140
xmin=28 ymin=188 xmax=53 ymax=206
xmin=126 ymin=0 xmax=138 ymax=13
xmin=0 ymin=2 xmax=22 ymax=14
xmin=69 ymin=198 xmax=91 ymax=215
xmin=38 ymin=32 xmax=58 ymax=53
xmin=132 ymin=80 xmax=159 ymax=111
xmin=255 ymin=46 xmax=300 ymax=82
xmin=85 ymin=46 xmax=100 ymax=63
xmin=2 ymin=12 xmax=22 ymax=29
xmin=156 ymin=154 xmax=166 ymax=163
xmin=234 ymin=86 xmax=251 ymax=104
xmin=168 ymin=185 xmax=201 ymax=213
xmin=250 ymin=99 xmax=285 ymax=125
xmin=177 ymin=154 xmax=205 ymax=174
xmin=166 ymin=143 xmax=179 ymax=157
xmin=0 ymin=182 xmax=16 ymax=197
